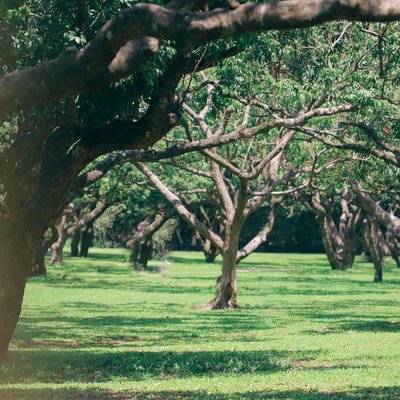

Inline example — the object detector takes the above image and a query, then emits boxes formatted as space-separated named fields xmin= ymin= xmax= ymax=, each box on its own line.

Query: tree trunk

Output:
xmin=208 ymin=224 xmax=241 ymax=310
xmin=321 ymin=217 xmax=356 ymax=271
xmin=175 ymin=227 xmax=184 ymax=246
xmin=371 ymin=225 xmax=383 ymax=283
xmin=321 ymin=218 xmax=342 ymax=270
xmin=131 ymin=237 xmax=154 ymax=270
xmin=341 ymin=237 xmax=357 ymax=270
xmin=391 ymin=247 xmax=400 ymax=268
xmin=202 ymin=238 xmax=217 ymax=263
xmin=51 ymin=237 xmax=67 ymax=264
xmin=30 ymin=254 xmax=46 ymax=277
xmin=136 ymin=237 xmax=153 ymax=270
xmin=30 ymin=225 xmax=59 ymax=276
xmin=130 ymin=243 xmax=141 ymax=270
xmin=386 ymin=229 xmax=400 ymax=268
xmin=0 ymin=229 xmax=32 ymax=361
xmin=51 ymin=216 xmax=69 ymax=264
xmin=363 ymin=221 xmax=383 ymax=282
xmin=209 ymin=248 xmax=238 ymax=309
xmin=70 ymin=230 xmax=81 ymax=257
xmin=79 ymin=227 xmax=93 ymax=257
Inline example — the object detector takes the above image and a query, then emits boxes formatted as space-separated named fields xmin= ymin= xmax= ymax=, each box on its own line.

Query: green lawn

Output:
xmin=1 ymin=250 xmax=400 ymax=400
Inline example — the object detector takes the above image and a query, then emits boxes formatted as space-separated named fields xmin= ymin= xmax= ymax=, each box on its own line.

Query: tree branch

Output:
xmin=135 ymin=161 xmax=225 ymax=250
xmin=1 ymin=1 xmax=398 ymax=118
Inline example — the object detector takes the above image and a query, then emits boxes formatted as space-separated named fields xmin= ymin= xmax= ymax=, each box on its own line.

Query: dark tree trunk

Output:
xmin=79 ymin=227 xmax=93 ymax=257
xmin=0 ymin=224 xmax=33 ymax=361
xmin=70 ymin=230 xmax=81 ymax=257
xmin=391 ymin=247 xmax=400 ymax=268
xmin=130 ymin=243 xmax=141 ymax=269
xmin=131 ymin=237 xmax=154 ymax=270
xmin=30 ymin=254 xmax=46 ymax=277
xmin=136 ymin=237 xmax=153 ymax=270
xmin=30 ymin=225 xmax=59 ymax=277
xmin=204 ymin=248 xmax=217 ymax=263
xmin=340 ymin=237 xmax=357 ymax=270
xmin=202 ymin=239 xmax=218 ymax=263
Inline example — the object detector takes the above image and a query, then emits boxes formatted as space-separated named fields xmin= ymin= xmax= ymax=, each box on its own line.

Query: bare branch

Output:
xmin=126 ymin=211 xmax=168 ymax=248
xmin=135 ymin=161 xmax=225 ymax=250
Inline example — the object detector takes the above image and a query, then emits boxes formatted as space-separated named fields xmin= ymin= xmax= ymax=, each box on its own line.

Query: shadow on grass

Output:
xmin=0 ymin=349 xmax=318 ymax=384
xmin=168 ymin=256 xmax=219 ymax=266
xmin=2 ymin=387 xmax=400 ymax=400
xmin=339 ymin=320 xmax=400 ymax=333
xmin=76 ymin=252 xmax=128 ymax=262
xmin=13 ymin=310 xmax=282 ymax=345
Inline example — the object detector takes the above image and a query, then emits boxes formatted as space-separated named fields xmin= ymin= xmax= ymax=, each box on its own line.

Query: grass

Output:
xmin=1 ymin=249 xmax=400 ymax=399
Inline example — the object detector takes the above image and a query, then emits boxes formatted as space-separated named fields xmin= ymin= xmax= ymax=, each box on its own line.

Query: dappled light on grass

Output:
xmin=1 ymin=250 xmax=400 ymax=399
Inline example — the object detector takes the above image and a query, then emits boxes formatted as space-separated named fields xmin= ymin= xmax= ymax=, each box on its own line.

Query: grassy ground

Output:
xmin=1 ymin=250 xmax=400 ymax=400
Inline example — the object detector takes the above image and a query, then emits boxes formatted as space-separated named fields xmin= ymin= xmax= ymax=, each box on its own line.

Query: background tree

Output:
xmin=301 ymin=186 xmax=363 ymax=271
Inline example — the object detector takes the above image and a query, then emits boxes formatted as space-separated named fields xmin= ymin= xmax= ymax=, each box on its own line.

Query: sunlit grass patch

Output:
xmin=1 ymin=250 xmax=400 ymax=399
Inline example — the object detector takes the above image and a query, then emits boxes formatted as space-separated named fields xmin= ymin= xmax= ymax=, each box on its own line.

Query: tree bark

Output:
xmin=79 ymin=227 xmax=93 ymax=257
xmin=321 ymin=216 xmax=357 ymax=270
xmin=126 ymin=211 xmax=168 ymax=270
xmin=207 ymin=182 xmax=246 ymax=310
xmin=353 ymin=188 xmax=400 ymax=236
xmin=50 ymin=231 xmax=68 ymax=264
xmin=50 ymin=211 xmax=73 ymax=264
xmin=209 ymin=247 xmax=238 ymax=309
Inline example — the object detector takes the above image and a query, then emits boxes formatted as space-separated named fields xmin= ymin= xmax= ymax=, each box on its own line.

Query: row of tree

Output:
xmin=38 ymin=76 xmax=400 ymax=309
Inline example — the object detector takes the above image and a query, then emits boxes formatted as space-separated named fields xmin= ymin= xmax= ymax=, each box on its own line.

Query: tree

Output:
xmin=126 ymin=210 xmax=168 ymax=270
xmin=50 ymin=199 xmax=110 ymax=264
xmin=135 ymin=81 xmax=354 ymax=308
xmin=1 ymin=0 xmax=400 ymax=360
xmin=351 ymin=186 xmax=400 ymax=275
xmin=303 ymin=191 xmax=363 ymax=270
